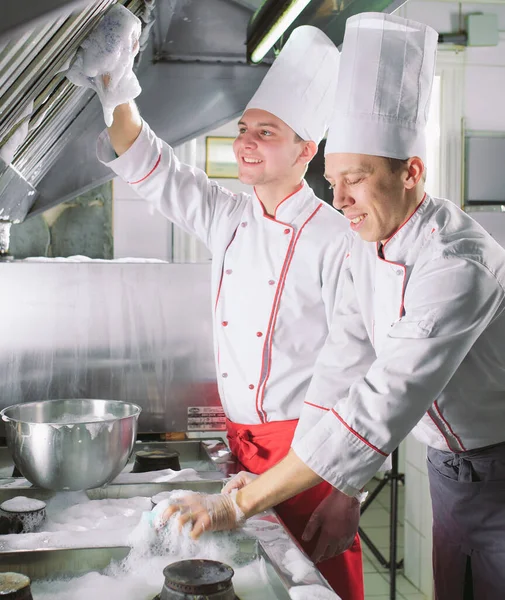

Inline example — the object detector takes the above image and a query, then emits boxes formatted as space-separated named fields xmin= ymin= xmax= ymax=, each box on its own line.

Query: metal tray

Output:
xmin=0 ymin=480 xmax=225 ymax=503
xmin=0 ymin=541 xmax=293 ymax=599
xmin=0 ymin=480 xmax=332 ymax=596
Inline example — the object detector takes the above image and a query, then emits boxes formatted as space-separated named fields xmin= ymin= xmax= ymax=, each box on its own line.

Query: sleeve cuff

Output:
xmin=96 ymin=119 xmax=162 ymax=184
xmin=292 ymin=407 xmax=389 ymax=496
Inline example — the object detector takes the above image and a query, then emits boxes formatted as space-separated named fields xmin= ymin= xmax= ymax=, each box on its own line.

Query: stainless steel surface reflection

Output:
xmin=1 ymin=399 xmax=141 ymax=491
xmin=0 ymin=263 xmax=219 ymax=436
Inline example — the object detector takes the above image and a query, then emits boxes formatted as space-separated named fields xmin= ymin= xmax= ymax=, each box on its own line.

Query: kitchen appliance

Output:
xmin=157 ymin=559 xmax=236 ymax=600
xmin=0 ymin=572 xmax=33 ymax=600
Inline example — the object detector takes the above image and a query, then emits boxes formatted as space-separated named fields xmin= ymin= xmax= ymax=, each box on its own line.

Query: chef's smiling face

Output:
xmin=233 ymin=109 xmax=315 ymax=187
xmin=324 ymin=153 xmax=425 ymax=243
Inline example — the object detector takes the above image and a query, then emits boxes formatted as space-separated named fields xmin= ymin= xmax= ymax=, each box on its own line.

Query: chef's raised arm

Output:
xmin=107 ymin=101 xmax=143 ymax=156
xmin=96 ymin=102 xmax=241 ymax=248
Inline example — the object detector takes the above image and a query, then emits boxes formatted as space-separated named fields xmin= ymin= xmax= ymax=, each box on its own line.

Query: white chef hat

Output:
xmin=325 ymin=12 xmax=438 ymax=162
xmin=246 ymin=26 xmax=340 ymax=145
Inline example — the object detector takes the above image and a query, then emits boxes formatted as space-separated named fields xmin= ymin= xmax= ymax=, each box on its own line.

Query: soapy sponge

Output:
xmin=66 ymin=3 xmax=142 ymax=126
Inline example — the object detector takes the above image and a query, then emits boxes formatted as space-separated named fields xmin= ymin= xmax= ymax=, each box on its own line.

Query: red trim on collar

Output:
xmin=380 ymin=192 xmax=427 ymax=254
xmin=254 ymin=181 xmax=304 ymax=222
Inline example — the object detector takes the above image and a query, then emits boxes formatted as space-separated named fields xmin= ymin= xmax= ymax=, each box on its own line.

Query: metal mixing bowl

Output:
xmin=0 ymin=399 xmax=141 ymax=491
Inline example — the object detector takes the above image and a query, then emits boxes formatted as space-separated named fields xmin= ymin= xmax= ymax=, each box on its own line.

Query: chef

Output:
xmin=93 ymin=25 xmax=366 ymax=599
xmin=163 ymin=12 xmax=505 ymax=599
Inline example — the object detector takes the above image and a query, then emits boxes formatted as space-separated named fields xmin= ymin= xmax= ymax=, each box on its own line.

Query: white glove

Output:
xmin=66 ymin=4 xmax=142 ymax=125
xmin=159 ymin=490 xmax=245 ymax=539
xmin=301 ymin=489 xmax=360 ymax=563
xmin=222 ymin=471 xmax=258 ymax=494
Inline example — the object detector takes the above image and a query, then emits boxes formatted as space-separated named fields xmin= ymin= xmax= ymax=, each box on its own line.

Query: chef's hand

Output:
xmin=100 ymin=39 xmax=139 ymax=89
xmin=160 ymin=490 xmax=245 ymax=539
xmin=222 ymin=471 xmax=258 ymax=494
xmin=302 ymin=488 xmax=360 ymax=563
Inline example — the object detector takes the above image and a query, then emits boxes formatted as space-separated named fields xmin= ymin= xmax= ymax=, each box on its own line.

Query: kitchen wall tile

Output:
xmin=404 ymin=521 xmax=422 ymax=590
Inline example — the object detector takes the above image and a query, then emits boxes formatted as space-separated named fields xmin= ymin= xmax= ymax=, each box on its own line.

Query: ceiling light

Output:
xmin=249 ymin=0 xmax=312 ymax=64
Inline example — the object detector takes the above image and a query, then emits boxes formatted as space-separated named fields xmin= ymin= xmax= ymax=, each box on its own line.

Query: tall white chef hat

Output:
xmin=325 ymin=12 xmax=438 ymax=162
xmin=246 ymin=26 xmax=340 ymax=145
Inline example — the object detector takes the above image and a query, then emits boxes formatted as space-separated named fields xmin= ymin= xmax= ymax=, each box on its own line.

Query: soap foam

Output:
xmin=66 ymin=4 xmax=142 ymax=126
xmin=289 ymin=584 xmax=341 ymax=599
xmin=26 ymin=490 xmax=278 ymax=600
xmin=0 ymin=497 xmax=46 ymax=513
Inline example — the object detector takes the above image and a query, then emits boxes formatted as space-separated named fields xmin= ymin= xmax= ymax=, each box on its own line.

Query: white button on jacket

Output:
xmin=293 ymin=195 xmax=505 ymax=496
xmin=97 ymin=121 xmax=358 ymax=425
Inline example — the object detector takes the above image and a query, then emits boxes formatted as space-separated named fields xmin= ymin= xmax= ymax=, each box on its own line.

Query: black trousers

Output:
xmin=427 ymin=442 xmax=505 ymax=600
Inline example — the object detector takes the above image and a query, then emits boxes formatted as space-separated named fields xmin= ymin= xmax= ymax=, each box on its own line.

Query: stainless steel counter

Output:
xmin=0 ymin=438 xmax=334 ymax=598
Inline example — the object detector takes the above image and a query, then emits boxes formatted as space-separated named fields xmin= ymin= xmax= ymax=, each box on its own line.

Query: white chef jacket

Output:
xmin=293 ymin=194 xmax=505 ymax=496
xmin=97 ymin=121 xmax=355 ymax=424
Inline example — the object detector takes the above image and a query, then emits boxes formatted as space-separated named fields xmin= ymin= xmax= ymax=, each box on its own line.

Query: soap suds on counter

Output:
xmin=16 ymin=490 xmax=277 ymax=600
xmin=289 ymin=584 xmax=341 ymax=599
xmin=0 ymin=497 xmax=46 ymax=513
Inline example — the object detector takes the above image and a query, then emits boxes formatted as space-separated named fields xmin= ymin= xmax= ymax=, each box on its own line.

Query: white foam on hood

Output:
xmin=22 ymin=256 xmax=167 ymax=263
xmin=65 ymin=4 xmax=142 ymax=126
xmin=0 ymin=101 xmax=34 ymax=165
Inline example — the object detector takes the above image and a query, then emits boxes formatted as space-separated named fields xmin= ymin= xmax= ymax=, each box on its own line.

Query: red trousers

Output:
xmin=226 ymin=418 xmax=364 ymax=600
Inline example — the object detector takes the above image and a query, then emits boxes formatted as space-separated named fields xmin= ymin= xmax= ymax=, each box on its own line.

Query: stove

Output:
xmin=155 ymin=559 xmax=236 ymax=600
xmin=0 ymin=572 xmax=33 ymax=599
xmin=132 ymin=449 xmax=181 ymax=473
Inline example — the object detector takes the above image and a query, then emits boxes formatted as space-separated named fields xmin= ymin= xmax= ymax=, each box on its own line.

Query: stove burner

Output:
xmin=0 ymin=572 xmax=33 ymax=599
xmin=158 ymin=559 xmax=236 ymax=599
xmin=132 ymin=450 xmax=181 ymax=473
xmin=0 ymin=498 xmax=46 ymax=534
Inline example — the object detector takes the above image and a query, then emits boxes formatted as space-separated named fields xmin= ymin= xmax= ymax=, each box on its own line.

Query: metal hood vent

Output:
xmin=0 ymin=0 xmax=268 ymax=222
xmin=0 ymin=0 xmax=403 ymax=224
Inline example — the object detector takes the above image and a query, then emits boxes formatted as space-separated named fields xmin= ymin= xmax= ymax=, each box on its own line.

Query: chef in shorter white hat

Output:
xmin=94 ymin=20 xmax=365 ymax=600
xmin=163 ymin=12 xmax=505 ymax=600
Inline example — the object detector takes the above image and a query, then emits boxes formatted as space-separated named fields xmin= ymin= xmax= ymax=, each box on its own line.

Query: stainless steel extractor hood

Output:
xmin=0 ymin=0 xmax=403 ymax=225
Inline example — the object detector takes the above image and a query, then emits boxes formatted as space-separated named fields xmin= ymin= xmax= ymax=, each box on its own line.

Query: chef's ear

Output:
xmin=404 ymin=156 xmax=425 ymax=189
xmin=298 ymin=140 xmax=318 ymax=165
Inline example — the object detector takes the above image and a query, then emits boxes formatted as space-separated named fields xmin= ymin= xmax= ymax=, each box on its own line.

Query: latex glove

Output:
xmin=222 ymin=471 xmax=258 ymax=494
xmin=160 ymin=490 xmax=245 ymax=539
xmin=302 ymin=489 xmax=360 ymax=563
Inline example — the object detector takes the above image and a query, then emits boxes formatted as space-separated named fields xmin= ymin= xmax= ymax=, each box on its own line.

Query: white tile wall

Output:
xmin=404 ymin=435 xmax=433 ymax=599
xmin=112 ymin=178 xmax=172 ymax=260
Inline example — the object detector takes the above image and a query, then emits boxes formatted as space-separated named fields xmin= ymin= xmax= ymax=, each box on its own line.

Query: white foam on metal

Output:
xmin=65 ymin=4 xmax=142 ymax=126
xmin=0 ymin=497 xmax=46 ymax=513
xmin=289 ymin=584 xmax=342 ymax=599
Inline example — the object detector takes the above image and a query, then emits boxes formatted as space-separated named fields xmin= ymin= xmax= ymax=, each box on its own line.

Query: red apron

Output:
xmin=226 ymin=418 xmax=364 ymax=600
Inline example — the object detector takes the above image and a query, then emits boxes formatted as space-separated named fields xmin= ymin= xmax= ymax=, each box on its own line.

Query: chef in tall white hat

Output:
xmin=163 ymin=12 xmax=505 ymax=599
xmin=88 ymin=19 xmax=365 ymax=600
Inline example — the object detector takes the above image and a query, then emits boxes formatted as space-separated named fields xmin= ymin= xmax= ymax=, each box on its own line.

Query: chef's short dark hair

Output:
xmin=386 ymin=158 xmax=409 ymax=172
xmin=294 ymin=132 xmax=305 ymax=143
xmin=386 ymin=157 xmax=427 ymax=182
